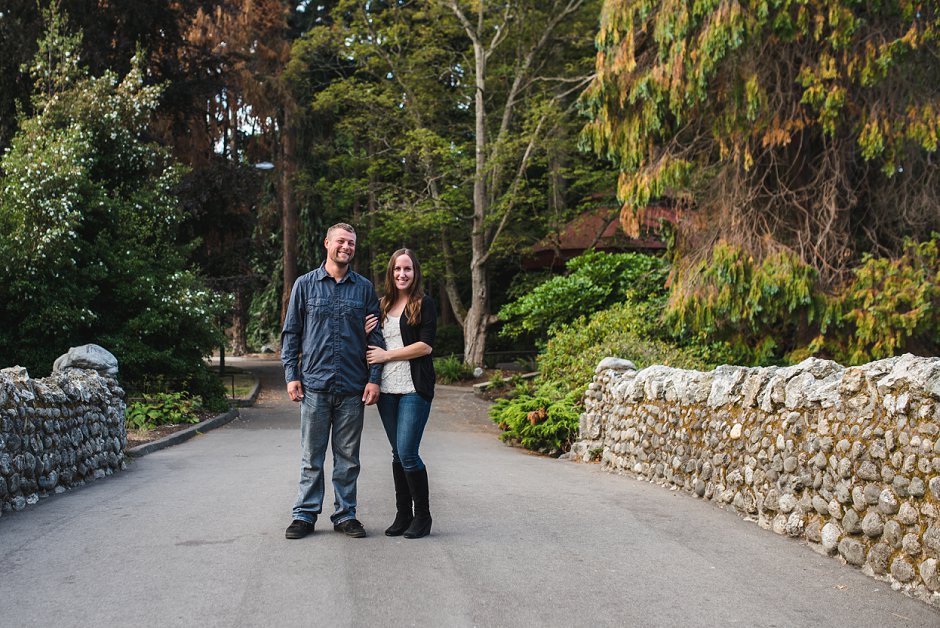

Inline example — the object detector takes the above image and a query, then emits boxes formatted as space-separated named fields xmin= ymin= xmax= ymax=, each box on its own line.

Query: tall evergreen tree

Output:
xmin=0 ymin=7 xmax=223 ymax=396
xmin=582 ymin=0 xmax=940 ymax=285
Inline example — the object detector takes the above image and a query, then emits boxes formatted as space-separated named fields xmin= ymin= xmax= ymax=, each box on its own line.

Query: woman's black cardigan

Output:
xmin=395 ymin=295 xmax=437 ymax=401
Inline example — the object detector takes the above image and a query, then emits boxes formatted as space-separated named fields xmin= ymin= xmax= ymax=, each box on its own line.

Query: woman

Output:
xmin=366 ymin=248 xmax=436 ymax=539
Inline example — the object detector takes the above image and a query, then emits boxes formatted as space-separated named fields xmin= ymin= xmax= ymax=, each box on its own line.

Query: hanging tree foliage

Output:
xmin=581 ymin=0 xmax=940 ymax=284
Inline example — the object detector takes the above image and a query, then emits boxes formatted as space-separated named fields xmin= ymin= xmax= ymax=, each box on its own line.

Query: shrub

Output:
xmin=126 ymin=392 xmax=202 ymax=431
xmin=489 ymin=388 xmax=582 ymax=455
xmin=0 ymin=10 xmax=225 ymax=407
xmin=538 ymin=300 xmax=729 ymax=389
xmin=434 ymin=354 xmax=474 ymax=384
xmin=498 ymin=250 xmax=669 ymax=341
xmin=662 ymin=236 xmax=940 ymax=366
xmin=490 ymin=300 xmax=730 ymax=456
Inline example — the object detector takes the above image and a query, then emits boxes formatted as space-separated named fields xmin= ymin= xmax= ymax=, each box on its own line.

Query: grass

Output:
xmin=219 ymin=372 xmax=257 ymax=399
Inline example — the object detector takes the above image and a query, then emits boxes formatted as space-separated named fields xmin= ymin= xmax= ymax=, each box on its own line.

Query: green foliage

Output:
xmin=0 ymin=10 xmax=224 ymax=404
xmin=434 ymin=354 xmax=474 ymax=384
xmin=492 ymin=232 xmax=940 ymax=457
xmin=291 ymin=3 xmax=473 ymax=290
xmin=486 ymin=370 xmax=529 ymax=393
xmin=286 ymin=0 xmax=609 ymax=366
xmin=489 ymin=388 xmax=583 ymax=455
xmin=498 ymin=250 xmax=669 ymax=340
xmin=583 ymin=0 xmax=940 ymax=281
xmin=538 ymin=300 xmax=729 ymax=388
xmin=659 ymin=235 xmax=940 ymax=366
xmin=819 ymin=234 xmax=940 ymax=364
xmin=488 ymin=370 xmax=511 ymax=388
xmin=664 ymin=243 xmax=821 ymax=364
xmin=433 ymin=324 xmax=464 ymax=358
xmin=126 ymin=392 xmax=202 ymax=431
xmin=491 ymin=298 xmax=730 ymax=455
xmin=247 ymin=273 xmax=282 ymax=351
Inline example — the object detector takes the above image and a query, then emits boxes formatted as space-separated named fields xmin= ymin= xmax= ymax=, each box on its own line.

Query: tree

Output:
xmin=1 ymin=0 xmax=219 ymax=152
xmin=581 ymin=0 xmax=940 ymax=286
xmin=0 ymin=3 xmax=41 ymax=151
xmin=288 ymin=0 xmax=602 ymax=366
xmin=0 ymin=1 xmax=277 ymax=355
xmin=162 ymin=0 xmax=302 ymax=346
xmin=0 ymin=8 xmax=223 ymax=397
xmin=442 ymin=0 xmax=601 ymax=365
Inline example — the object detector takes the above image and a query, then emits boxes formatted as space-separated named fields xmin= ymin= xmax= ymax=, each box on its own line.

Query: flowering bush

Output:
xmin=0 ymin=9 xmax=225 ymax=402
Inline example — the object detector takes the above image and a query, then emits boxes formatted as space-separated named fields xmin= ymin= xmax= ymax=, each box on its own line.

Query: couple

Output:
xmin=280 ymin=223 xmax=436 ymax=540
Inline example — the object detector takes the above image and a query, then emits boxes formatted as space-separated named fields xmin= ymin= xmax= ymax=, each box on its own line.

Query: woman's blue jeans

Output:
xmin=376 ymin=392 xmax=431 ymax=472
xmin=292 ymin=392 xmax=364 ymax=525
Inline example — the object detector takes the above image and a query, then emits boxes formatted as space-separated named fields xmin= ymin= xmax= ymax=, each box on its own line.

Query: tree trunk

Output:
xmin=280 ymin=104 xmax=298 ymax=326
xmin=463 ymin=13 xmax=490 ymax=368
xmin=231 ymin=283 xmax=249 ymax=356
xmin=462 ymin=259 xmax=489 ymax=367
xmin=437 ymin=282 xmax=453 ymax=326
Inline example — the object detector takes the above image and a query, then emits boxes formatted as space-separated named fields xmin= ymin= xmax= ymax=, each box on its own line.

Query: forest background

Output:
xmin=1 ymin=1 xmax=938 ymax=452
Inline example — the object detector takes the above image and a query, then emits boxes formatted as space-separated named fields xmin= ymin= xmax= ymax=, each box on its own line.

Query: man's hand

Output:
xmin=287 ymin=380 xmax=304 ymax=402
xmin=362 ymin=382 xmax=380 ymax=406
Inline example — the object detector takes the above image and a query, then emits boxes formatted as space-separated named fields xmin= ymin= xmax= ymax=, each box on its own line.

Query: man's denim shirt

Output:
xmin=281 ymin=265 xmax=385 ymax=395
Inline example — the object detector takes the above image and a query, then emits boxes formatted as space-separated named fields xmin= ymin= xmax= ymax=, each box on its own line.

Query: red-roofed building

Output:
xmin=523 ymin=200 xmax=677 ymax=270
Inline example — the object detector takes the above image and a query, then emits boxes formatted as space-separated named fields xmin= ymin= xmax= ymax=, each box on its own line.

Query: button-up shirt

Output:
xmin=281 ymin=264 xmax=385 ymax=395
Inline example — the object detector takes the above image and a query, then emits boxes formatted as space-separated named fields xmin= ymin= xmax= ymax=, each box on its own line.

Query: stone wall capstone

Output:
xmin=52 ymin=343 xmax=119 ymax=378
xmin=0 ymin=367 xmax=126 ymax=515
xmin=570 ymin=354 xmax=940 ymax=605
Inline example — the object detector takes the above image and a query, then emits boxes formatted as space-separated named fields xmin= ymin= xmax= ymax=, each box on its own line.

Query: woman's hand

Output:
xmin=365 ymin=314 xmax=379 ymax=334
xmin=366 ymin=345 xmax=390 ymax=365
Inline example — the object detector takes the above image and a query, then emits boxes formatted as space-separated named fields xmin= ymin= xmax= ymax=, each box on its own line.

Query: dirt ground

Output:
xmin=124 ymin=409 xmax=218 ymax=449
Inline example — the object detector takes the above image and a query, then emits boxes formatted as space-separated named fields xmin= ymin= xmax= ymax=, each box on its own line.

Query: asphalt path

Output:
xmin=1 ymin=356 xmax=938 ymax=627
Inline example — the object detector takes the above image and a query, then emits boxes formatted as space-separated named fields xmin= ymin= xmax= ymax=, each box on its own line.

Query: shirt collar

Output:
xmin=314 ymin=262 xmax=356 ymax=284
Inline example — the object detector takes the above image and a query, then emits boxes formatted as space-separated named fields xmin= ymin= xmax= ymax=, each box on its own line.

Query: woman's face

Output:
xmin=393 ymin=254 xmax=415 ymax=293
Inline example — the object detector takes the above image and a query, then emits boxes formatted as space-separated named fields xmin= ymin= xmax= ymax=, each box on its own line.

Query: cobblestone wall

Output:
xmin=570 ymin=354 xmax=940 ymax=605
xmin=0 ymin=367 xmax=126 ymax=516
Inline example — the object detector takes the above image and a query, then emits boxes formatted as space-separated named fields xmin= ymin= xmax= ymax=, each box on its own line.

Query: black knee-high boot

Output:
xmin=403 ymin=467 xmax=432 ymax=539
xmin=385 ymin=461 xmax=413 ymax=536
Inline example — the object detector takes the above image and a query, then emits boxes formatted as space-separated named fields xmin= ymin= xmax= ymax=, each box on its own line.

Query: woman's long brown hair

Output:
xmin=380 ymin=248 xmax=423 ymax=325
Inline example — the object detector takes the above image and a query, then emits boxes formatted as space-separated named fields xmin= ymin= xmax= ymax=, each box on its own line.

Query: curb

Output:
xmin=472 ymin=371 xmax=539 ymax=397
xmin=126 ymin=407 xmax=239 ymax=458
xmin=233 ymin=374 xmax=261 ymax=407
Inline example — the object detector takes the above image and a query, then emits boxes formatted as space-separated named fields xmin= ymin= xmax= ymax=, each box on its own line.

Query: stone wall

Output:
xmin=570 ymin=354 xmax=940 ymax=604
xmin=0 ymin=367 xmax=126 ymax=516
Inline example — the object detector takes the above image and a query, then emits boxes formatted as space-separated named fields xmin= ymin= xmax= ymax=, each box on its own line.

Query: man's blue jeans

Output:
xmin=293 ymin=392 xmax=364 ymax=525
xmin=376 ymin=392 xmax=431 ymax=472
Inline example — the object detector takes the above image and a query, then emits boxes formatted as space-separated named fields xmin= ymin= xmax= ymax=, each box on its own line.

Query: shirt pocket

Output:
xmin=341 ymin=298 xmax=365 ymax=319
xmin=306 ymin=297 xmax=331 ymax=320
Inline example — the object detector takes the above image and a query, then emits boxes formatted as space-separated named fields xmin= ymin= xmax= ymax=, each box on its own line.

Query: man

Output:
xmin=281 ymin=223 xmax=385 ymax=539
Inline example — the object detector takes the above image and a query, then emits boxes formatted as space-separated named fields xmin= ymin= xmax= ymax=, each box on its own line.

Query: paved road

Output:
xmin=1 ymin=357 xmax=938 ymax=627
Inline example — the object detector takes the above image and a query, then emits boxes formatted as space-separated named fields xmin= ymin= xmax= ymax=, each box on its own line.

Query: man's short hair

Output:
xmin=326 ymin=223 xmax=356 ymax=239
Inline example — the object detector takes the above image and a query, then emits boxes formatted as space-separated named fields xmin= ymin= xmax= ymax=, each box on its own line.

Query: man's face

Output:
xmin=324 ymin=228 xmax=357 ymax=267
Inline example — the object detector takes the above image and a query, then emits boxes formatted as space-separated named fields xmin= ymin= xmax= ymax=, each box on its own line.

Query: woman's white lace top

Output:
xmin=380 ymin=315 xmax=416 ymax=394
